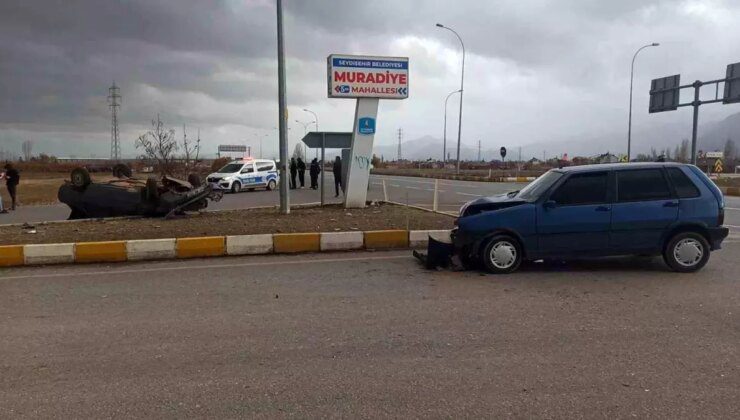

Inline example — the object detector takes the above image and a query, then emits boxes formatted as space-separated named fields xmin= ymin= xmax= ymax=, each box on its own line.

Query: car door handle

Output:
xmin=595 ymin=206 xmax=610 ymax=212
xmin=663 ymin=201 xmax=679 ymax=207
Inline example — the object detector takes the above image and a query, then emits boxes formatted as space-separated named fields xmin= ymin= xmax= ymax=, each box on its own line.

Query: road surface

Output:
xmin=1 ymin=245 xmax=739 ymax=417
xmin=0 ymin=174 xmax=522 ymax=224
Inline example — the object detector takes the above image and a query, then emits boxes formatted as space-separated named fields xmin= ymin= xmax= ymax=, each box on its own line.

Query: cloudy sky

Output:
xmin=1 ymin=0 xmax=739 ymax=160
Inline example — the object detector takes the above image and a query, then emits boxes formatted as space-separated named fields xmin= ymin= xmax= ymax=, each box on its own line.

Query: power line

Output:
xmin=108 ymin=82 xmax=122 ymax=161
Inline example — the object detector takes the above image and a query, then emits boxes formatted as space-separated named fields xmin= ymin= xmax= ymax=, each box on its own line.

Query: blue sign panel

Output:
xmin=358 ymin=117 xmax=376 ymax=135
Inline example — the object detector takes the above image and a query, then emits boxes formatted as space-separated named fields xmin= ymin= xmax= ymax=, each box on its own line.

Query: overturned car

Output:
xmin=58 ymin=166 xmax=223 ymax=219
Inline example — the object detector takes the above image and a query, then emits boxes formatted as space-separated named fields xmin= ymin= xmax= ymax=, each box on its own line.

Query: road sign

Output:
xmin=649 ymin=74 xmax=681 ymax=113
xmin=218 ymin=145 xmax=247 ymax=153
xmin=358 ymin=117 xmax=376 ymax=135
xmin=714 ymin=159 xmax=723 ymax=173
xmin=706 ymin=151 xmax=724 ymax=158
xmin=723 ymin=62 xmax=740 ymax=104
xmin=500 ymin=147 xmax=507 ymax=159
xmin=327 ymin=54 xmax=409 ymax=99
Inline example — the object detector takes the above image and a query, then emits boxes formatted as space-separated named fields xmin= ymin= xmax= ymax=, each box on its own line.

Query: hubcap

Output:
xmin=489 ymin=241 xmax=517 ymax=269
xmin=673 ymin=238 xmax=703 ymax=267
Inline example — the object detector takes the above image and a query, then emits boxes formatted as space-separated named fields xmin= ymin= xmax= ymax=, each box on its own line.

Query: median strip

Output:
xmin=0 ymin=229 xmax=452 ymax=268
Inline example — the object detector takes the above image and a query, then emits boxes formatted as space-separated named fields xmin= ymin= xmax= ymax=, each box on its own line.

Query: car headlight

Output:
xmin=222 ymin=176 xmax=232 ymax=181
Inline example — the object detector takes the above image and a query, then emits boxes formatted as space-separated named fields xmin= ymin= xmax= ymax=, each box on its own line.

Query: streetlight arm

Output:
xmin=303 ymin=108 xmax=319 ymax=131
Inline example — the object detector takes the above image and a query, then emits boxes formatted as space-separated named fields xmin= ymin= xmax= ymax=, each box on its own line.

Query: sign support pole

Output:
xmin=321 ymin=132 xmax=325 ymax=206
xmin=691 ymin=81 xmax=701 ymax=165
xmin=276 ymin=0 xmax=289 ymax=214
xmin=344 ymin=97 xmax=379 ymax=208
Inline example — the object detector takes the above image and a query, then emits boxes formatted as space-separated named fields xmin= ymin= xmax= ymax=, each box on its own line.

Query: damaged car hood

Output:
xmin=459 ymin=193 xmax=527 ymax=217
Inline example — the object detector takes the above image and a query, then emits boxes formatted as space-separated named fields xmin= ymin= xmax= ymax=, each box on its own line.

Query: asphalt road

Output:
xmin=0 ymin=174 xmax=522 ymax=224
xmin=1 ymin=246 xmax=739 ymax=418
xmin=2 ymin=174 xmax=739 ymax=232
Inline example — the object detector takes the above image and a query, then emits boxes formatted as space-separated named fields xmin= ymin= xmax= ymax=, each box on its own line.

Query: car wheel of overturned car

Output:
xmin=267 ymin=179 xmax=277 ymax=191
xmin=481 ymin=234 xmax=523 ymax=274
xmin=145 ymin=177 xmax=159 ymax=201
xmin=70 ymin=167 xmax=92 ymax=190
xmin=231 ymin=181 xmax=241 ymax=194
xmin=112 ymin=163 xmax=132 ymax=178
xmin=663 ymin=231 xmax=710 ymax=273
xmin=187 ymin=173 xmax=202 ymax=188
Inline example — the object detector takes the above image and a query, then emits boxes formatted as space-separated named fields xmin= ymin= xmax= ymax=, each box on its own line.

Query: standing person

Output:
xmin=297 ymin=157 xmax=306 ymax=188
xmin=4 ymin=163 xmax=19 ymax=211
xmin=309 ymin=158 xmax=321 ymax=190
xmin=332 ymin=156 xmax=343 ymax=198
xmin=0 ymin=170 xmax=6 ymax=213
xmin=289 ymin=158 xmax=297 ymax=189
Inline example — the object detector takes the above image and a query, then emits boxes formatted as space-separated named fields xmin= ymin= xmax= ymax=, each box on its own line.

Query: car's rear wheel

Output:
xmin=267 ymin=179 xmax=277 ymax=191
xmin=663 ymin=231 xmax=710 ymax=272
xmin=481 ymin=235 xmax=523 ymax=274
xmin=70 ymin=167 xmax=91 ymax=190
xmin=231 ymin=181 xmax=241 ymax=194
xmin=187 ymin=173 xmax=202 ymax=188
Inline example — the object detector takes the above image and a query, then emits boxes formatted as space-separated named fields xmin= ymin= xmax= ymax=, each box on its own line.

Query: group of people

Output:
xmin=0 ymin=163 xmax=20 ymax=214
xmin=288 ymin=156 xmax=344 ymax=197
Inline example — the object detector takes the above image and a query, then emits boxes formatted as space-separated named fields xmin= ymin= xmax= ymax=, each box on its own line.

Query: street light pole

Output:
xmin=627 ymin=42 xmax=659 ymax=162
xmin=436 ymin=23 xmax=465 ymax=174
xmin=443 ymin=89 xmax=461 ymax=164
xmin=276 ymin=0 xmax=289 ymax=214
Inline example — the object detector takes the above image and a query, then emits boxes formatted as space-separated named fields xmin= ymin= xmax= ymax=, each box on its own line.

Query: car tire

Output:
xmin=231 ymin=181 xmax=241 ymax=194
xmin=187 ymin=173 xmax=202 ymax=188
xmin=112 ymin=163 xmax=132 ymax=178
xmin=663 ymin=231 xmax=710 ymax=273
xmin=145 ymin=177 xmax=159 ymax=201
xmin=481 ymin=235 xmax=523 ymax=274
xmin=70 ymin=167 xmax=91 ymax=190
xmin=266 ymin=179 xmax=277 ymax=191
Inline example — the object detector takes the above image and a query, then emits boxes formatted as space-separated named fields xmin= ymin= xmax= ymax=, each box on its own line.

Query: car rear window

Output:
xmin=666 ymin=167 xmax=700 ymax=198
xmin=550 ymin=172 xmax=608 ymax=205
xmin=617 ymin=169 xmax=671 ymax=202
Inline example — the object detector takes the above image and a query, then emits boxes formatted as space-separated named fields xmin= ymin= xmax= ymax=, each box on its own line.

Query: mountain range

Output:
xmin=373 ymin=112 xmax=740 ymax=161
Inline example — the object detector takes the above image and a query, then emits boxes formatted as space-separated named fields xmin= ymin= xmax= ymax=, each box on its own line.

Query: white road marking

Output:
xmin=725 ymin=207 xmax=740 ymax=211
xmin=0 ymin=254 xmax=412 ymax=281
xmin=456 ymin=192 xmax=482 ymax=197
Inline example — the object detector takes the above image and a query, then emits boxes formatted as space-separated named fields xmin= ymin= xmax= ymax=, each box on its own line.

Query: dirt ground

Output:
xmin=0 ymin=203 xmax=454 ymax=245
xmin=0 ymin=172 xmax=115 ymax=207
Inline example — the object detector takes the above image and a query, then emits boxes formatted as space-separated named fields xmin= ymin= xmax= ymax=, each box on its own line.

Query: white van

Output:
xmin=207 ymin=158 xmax=279 ymax=193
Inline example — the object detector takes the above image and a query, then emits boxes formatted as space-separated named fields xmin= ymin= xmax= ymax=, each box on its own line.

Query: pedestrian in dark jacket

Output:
xmin=309 ymin=158 xmax=321 ymax=189
xmin=297 ymin=157 xmax=306 ymax=188
xmin=332 ymin=156 xmax=343 ymax=197
xmin=289 ymin=158 xmax=297 ymax=189
xmin=4 ymin=163 xmax=19 ymax=210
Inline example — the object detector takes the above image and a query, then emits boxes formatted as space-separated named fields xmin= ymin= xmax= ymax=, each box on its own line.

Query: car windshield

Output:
xmin=516 ymin=170 xmax=563 ymax=201
xmin=218 ymin=163 xmax=243 ymax=173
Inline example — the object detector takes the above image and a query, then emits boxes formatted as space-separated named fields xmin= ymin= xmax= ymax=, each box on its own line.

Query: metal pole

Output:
xmin=627 ymin=43 xmax=659 ymax=162
xmin=303 ymin=109 xmax=319 ymax=160
xmin=436 ymin=24 xmax=465 ymax=174
xmin=320 ymin=133 xmax=325 ymax=206
xmin=433 ymin=179 xmax=439 ymax=212
xmin=443 ymin=89 xmax=460 ymax=164
xmin=691 ymin=81 xmax=701 ymax=165
xmin=276 ymin=0 xmax=289 ymax=214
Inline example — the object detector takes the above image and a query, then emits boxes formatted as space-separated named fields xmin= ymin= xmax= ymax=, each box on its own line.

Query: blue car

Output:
xmin=452 ymin=163 xmax=729 ymax=273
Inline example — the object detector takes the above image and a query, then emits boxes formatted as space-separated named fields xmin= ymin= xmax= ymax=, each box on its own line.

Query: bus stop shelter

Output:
xmin=301 ymin=132 xmax=352 ymax=205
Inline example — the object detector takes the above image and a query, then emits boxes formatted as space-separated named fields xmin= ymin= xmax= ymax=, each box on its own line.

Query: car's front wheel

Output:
xmin=481 ymin=235 xmax=523 ymax=274
xmin=663 ymin=231 xmax=710 ymax=272
xmin=230 ymin=181 xmax=241 ymax=194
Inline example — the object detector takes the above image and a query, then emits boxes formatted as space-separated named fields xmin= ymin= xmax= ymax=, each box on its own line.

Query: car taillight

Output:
xmin=718 ymin=207 xmax=724 ymax=226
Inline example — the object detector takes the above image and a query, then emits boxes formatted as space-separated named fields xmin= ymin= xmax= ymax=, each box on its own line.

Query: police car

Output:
xmin=207 ymin=158 xmax=279 ymax=193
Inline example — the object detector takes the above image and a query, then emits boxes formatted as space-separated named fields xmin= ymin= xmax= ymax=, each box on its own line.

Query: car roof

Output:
xmin=555 ymin=162 xmax=689 ymax=173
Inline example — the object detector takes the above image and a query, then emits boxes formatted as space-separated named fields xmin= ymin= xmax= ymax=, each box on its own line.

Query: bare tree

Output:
xmin=135 ymin=114 xmax=178 ymax=175
xmin=21 ymin=140 xmax=33 ymax=161
xmin=181 ymin=125 xmax=201 ymax=168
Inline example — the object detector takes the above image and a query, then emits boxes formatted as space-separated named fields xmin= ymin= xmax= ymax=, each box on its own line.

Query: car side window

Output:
xmin=240 ymin=164 xmax=254 ymax=174
xmin=666 ymin=167 xmax=700 ymax=198
xmin=549 ymin=172 xmax=608 ymax=206
xmin=617 ymin=169 xmax=671 ymax=202
xmin=257 ymin=163 xmax=273 ymax=172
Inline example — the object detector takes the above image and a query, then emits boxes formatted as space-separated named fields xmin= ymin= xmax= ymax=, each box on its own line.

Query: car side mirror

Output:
xmin=543 ymin=200 xmax=557 ymax=210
